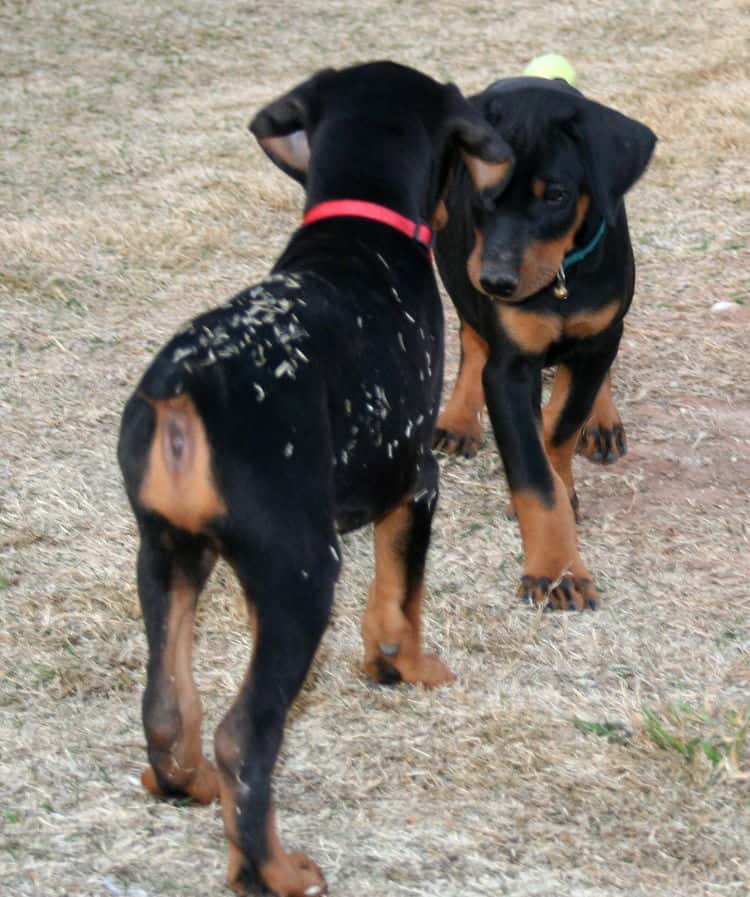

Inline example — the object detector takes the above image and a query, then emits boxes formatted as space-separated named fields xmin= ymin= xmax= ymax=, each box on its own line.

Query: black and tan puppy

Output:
xmin=117 ymin=62 xmax=511 ymax=897
xmin=433 ymin=76 xmax=656 ymax=610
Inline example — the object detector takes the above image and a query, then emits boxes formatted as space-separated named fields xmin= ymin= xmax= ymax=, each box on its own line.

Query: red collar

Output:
xmin=302 ymin=199 xmax=433 ymax=250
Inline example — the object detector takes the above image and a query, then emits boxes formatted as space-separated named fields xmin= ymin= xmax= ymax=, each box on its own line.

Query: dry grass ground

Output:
xmin=1 ymin=1 xmax=749 ymax=895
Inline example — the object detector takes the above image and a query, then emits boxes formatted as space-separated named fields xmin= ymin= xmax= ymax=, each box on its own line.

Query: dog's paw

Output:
xmin=433 ymin=405 xmax=482 ymax=458
xmin=260 ymin=851 xmax=327 ymax=897
xmin=229 ymin=846 xmax=327 ymax=897
xmin=141 ymin=756 xmax=219 ymax=805
xmin=400 ymin=652 xmax=456 ymax=687
xmin=577 ymin=421 xmax=627 ymax=465
xmin=518 ymin=574 xmax=599 ymax=611
xmin=365 ymin=649 xmax=455 ymax=688
xmin=433 ymin=425 xmax=481 ymax=459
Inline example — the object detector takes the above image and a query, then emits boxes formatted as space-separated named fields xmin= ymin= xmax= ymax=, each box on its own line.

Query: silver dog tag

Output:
xmin=553 ymin=267 xmax=568 ymax=300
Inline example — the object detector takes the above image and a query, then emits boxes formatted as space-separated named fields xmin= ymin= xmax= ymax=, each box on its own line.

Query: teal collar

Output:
xmin=562 ymin=220 xmax=606 ymax=271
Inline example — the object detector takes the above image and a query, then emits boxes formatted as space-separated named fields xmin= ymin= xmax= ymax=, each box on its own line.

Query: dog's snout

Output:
xmin=480 ymin=269 xmax=519 ymax=298
xmin=479 ymin=246 xmax=520 ymax=297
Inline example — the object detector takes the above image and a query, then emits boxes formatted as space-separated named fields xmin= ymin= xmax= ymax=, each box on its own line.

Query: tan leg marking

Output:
xmin=362 ymin=502 xmax=454 ymax=687
xmin=139 ymin=393 xmax=226 ymax=534
xmin=142 ymin=571 xmax=219 ymax=804
xmin=513 ymin=479 xmax=599 ymax=610
xmin=578 ymin=374 xmax=628 ymax=464
xmin=434 ymin=323 xmax=488 ymax=457
xmin=219 ymin=790 xmax=327 ymax=897
xmin=586 ymin=374 xmax=620 ymax=429
xmin=258 ymin=814 xmax=327 ymax=897
xmin=215 ymin=607 xmax=326 ymax=897
xmin=542 ymin=366 xmax=580 ymax=517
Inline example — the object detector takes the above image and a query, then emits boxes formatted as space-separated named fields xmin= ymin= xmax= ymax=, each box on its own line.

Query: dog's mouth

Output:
xmin=468 ymin=237 xmax=564 ymax=303
xmin=490 ymin=262 xmax=560 ymax=303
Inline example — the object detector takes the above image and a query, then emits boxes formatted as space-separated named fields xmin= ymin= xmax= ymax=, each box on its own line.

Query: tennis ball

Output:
xmin=524 ymin=54 xmax=577 ymax=87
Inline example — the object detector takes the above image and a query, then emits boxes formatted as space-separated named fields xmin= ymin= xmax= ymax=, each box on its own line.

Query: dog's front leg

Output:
xmin=434 ymin=320 xmax=488 ymax=458
xmin=362 ymin=456 xmax=455 ymax=686
xmin=483 ymin=353 xmax=599 ymax=610
xmin=544 ymin=325 xmax=624 ymax=518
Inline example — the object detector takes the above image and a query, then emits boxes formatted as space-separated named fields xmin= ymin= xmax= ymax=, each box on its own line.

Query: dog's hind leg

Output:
xmin=362 ymin=457 xmax=454 ymax=687
xmin=214 ymin=537 xmax=336 ymax=897
xmin=137 ymin=520 xmax=219 ymax=804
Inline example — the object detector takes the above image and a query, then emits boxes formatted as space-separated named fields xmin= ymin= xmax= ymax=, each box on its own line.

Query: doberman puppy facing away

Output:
xmin=433 ymin=76 xmax=656 ymax=610
xmin=117 ymin=62 xmax=512 ymax=897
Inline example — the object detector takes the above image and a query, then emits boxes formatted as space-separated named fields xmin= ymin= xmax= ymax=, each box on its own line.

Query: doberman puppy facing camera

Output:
xmin=118 ymin=62 xmax=512 ymax=897
xmin=434 ymin=76 xmax=656 ymax=610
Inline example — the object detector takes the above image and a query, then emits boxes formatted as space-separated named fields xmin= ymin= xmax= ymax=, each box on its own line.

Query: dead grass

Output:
xmin=1 ymin=1 xmax=749 ymax=895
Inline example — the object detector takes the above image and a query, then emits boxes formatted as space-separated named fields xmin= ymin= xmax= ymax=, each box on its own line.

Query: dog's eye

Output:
xmin=543 ymin=184 xmax=568 ymax=204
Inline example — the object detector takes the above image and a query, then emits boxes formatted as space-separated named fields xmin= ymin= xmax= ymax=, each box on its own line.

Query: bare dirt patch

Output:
xmin=1 ymin=2 xmax=748 ymax=896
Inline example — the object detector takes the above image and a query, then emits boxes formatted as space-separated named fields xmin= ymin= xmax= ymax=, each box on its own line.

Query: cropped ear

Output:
xmin=443 ymin=85 xmax=514 ymax=198
xmin=570 ymin=100 xmax=656 ymax=224
xmin=249 ymin=68 xmax=336 ymax=186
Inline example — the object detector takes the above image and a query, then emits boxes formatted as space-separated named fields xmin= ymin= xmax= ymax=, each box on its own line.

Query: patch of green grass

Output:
xmin=3 ymin=809 xmax=21 ymax=824
xmin=642 ymin=704 xmax=749 ymax=774
xmin=573 ymin=718 xmax=632 ymax=744
xmin=33 ymin=666 xmax=58 ymax=687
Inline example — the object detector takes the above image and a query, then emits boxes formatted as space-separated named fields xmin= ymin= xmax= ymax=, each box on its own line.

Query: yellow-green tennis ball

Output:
xmin=524 ymin=54 xmax=577 ymax=87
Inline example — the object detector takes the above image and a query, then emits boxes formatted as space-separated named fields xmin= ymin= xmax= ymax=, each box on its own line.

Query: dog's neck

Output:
xmin=302 ymin=200 xmax=433 ymax=251
xmin=303 ymin=130 xmax=434 ymax=226
xmin=564 ymin=218 xmax=606 ymax=271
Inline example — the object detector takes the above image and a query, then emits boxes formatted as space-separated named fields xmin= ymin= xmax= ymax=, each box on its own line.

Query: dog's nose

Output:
xmin=480 ymin=270 xmax=518 ymax=298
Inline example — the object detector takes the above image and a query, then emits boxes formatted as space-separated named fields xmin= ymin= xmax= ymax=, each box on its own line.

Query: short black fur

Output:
xmin=434 ymin=75 xmax=656 ymax=610
xmin=118 ymin=61 xmax=511 ymax=897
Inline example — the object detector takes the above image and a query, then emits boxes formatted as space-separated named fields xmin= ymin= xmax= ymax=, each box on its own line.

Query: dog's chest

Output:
xmin=496 ymin=294 xmax=622 ymax=357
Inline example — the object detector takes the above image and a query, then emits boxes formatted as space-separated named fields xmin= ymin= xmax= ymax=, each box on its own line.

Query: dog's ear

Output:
xmin=249 ymin=69 xmax=336 ymax=186
xmin=570 ymin=101 xmax=656 ymax=224
xmin=443 ymin=85 xmax=514 ymax=197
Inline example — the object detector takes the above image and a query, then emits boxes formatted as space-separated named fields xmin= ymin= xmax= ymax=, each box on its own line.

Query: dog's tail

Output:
xmin=138 ymin=349 xmax=193 ymax=402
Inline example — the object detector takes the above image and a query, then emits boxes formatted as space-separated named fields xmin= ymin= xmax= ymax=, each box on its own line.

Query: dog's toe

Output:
xmin=433 ymin=428 xmax=479 ymax=458
xmin=518 ymin=574 xmax=599 ymax=611
xmin=578 ymin=423 xmax=627 ymax=465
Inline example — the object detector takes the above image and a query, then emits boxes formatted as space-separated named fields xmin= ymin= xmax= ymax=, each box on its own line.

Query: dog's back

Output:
xmin=122 ymin=217 xmax=444 ymax=532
